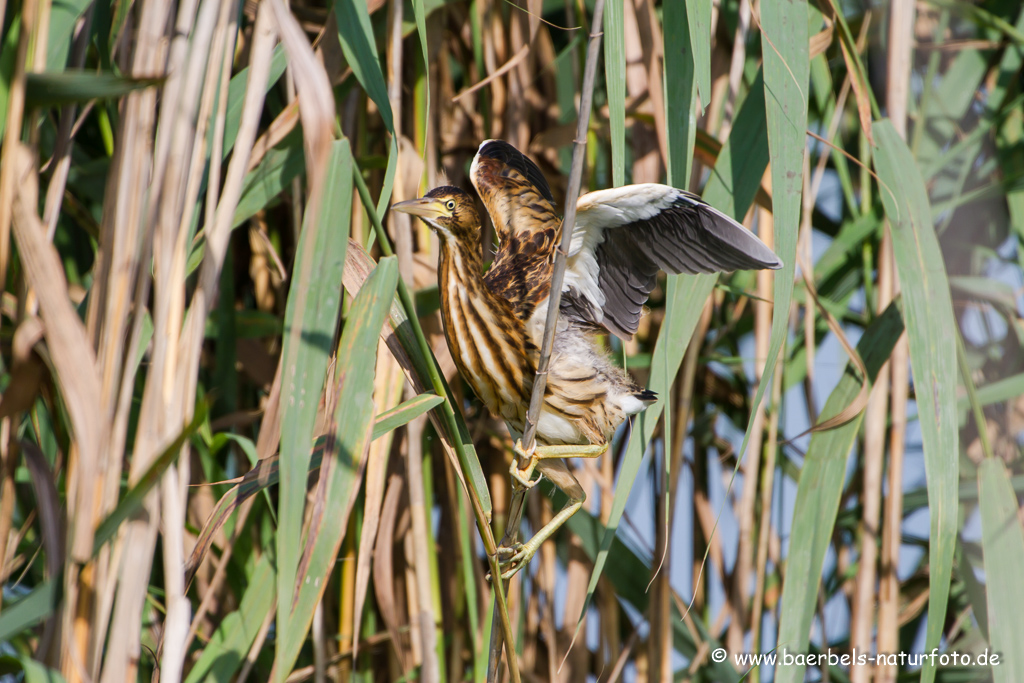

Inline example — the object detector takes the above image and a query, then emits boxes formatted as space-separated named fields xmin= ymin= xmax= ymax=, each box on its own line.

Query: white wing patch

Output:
xmin=563 ymin=185 xmax=692 ymax=332
xmin=573 ymin=184 xmax=681 ymax=237
xmin=560 ymin=183 xmax=781 ymax=339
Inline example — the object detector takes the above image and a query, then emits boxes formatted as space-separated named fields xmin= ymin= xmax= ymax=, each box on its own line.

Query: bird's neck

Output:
xmin=438 ymin=235 xmax=484 ymax=280
xmin=437 ymin=239 xmax=486 ymax=322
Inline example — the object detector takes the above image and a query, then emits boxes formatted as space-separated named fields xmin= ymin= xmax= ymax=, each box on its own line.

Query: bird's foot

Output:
xmin=510 ymin=439 xmax=540 ymax=490
xmin=494 ymin=540 xmax=538 ymax=580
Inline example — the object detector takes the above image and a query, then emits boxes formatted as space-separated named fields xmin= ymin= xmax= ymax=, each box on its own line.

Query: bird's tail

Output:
xmin=634 ymin=389 xmax=657 ymax=404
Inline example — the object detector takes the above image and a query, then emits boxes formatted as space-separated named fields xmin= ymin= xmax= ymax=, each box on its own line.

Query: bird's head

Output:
xmin=391 ymin=186 xmax=480 ymax=245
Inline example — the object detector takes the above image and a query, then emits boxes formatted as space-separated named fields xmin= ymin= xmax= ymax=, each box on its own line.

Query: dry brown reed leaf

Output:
xmin=198 ymin=1 xmax=276 ymax=305
xmin=176 ymin=0 xmax=237 ymax=258
xmin=257 ymin=362 xmax=285 ymax=460
xmin=0 ymin=318 xmax=46 ymax=420
xmin=785 ymin=248 xmax=870 ymax=439
xmin=203 ymin=0 xmax=238 ymax=242
xmin=184 ymin=470 xmax=269 ymax=587
xmin=809 ymin=21 xmax=835 ymax=58
xmin=270 ymin=0 xmax=335 ymax=193
xmin=247 ymin=101 xmax=301 ymax=174
xmin=298 ymin=412 xmax=372 ymax=607
xmin=401 ymin=516 xmax=421 ymax=667
xmin=94 ymin=0 xmax=262 ymax=677
xmin=88 ymin=9 xmax=167 ymax=619
xmin=402 ymin=409 xmax=440 ymax=682
xmin=181 ymin=365 xmax=289 ymax=590
xmin=452 ymin=45 xmax=530 ymax=102
xmin=352 ymin=342 xmax=406 ymax=661
xmin=183 ymin=491 xmax=253 ymax=653
xmin=9 ymin=143 xmax=104 ymax=563
xmin=877 ymin=7 xmax=913 ymax=675
xmin=833 ymin=8 xmax=874 ymax=146
xmin=0 ymin=0 xmax=34 ymax=291
xmin=20 ymin=441 xmax=65 ymax=663
xmin=721 ymin=0 xmax=752 ymax=138
xmin=634 ymin=0 xmax=668 ymax=166
xmin=161 ymin=6 xmax=237 ymax=676
xmin=181 ymin=364 xmax=283 ymax=593
xmin=341 ymin=239 xmax=471 ymax=495
xmin=42 ymin=12 xmax=92 ymax=244
xmin=728 ymin=185 xmax=775 ymax=655
xmin=105 ymin=1 xmax=233 ymax=676
xmin=373 ymin=474 xmax=413 ymax=672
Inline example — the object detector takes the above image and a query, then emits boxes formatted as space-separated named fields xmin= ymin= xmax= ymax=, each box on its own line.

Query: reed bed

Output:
xmin=1 ymin=0 xmax=1022 ymax=681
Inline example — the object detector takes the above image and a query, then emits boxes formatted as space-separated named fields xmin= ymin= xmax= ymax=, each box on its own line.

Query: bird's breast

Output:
xmin=437 ymin=243 xmax=648 ymax=449
xmin=438 ymin=247 xmax=531 ymax=425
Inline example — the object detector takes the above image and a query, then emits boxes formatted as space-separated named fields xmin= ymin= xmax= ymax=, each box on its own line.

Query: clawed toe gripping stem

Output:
xmin=509 ymin=439 xmax=540 ymax=490
xmin=493 ymin=439 xmax=609 ymax=579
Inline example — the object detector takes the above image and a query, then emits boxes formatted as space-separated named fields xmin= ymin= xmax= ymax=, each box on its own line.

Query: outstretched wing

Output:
xmin=470 ymin=139 xmax=560 ymax=243
xmin=561 ymin=184 xmax=783 ymax=339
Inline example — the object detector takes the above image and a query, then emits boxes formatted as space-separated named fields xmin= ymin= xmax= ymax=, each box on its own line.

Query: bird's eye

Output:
xmin=445 ymin=199 xmax=456 ymax=211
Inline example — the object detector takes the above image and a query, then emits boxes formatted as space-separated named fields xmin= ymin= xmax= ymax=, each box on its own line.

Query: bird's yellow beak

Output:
xmin=391 ymin=197 xmax=449 ymax=220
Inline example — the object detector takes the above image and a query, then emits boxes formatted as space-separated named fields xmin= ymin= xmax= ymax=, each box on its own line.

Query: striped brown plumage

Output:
xmin=435 ymin=225 xmax=531 ymax=426
xmin=392 ymin=140 xmax=782 ymax=577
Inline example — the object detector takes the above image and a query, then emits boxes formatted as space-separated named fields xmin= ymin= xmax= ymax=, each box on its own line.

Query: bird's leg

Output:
xmin=498 ymin=447 xmax=606 ymax=580
xmin=510 ymin=439 xmax=606 ymax=490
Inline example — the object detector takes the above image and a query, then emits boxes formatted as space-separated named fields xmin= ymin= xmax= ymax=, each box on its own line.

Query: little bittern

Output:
xmin=393 ymin=140 xmax=781 ymax=578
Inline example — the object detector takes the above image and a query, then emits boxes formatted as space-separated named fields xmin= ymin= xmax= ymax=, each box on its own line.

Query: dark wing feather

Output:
xmin=561 ymin=184 xmax=782 ymax=339
xmin=470 ymin=140 xmax=561 ymax=245
xmin=475 ymin=140 xmax=554 ymax=202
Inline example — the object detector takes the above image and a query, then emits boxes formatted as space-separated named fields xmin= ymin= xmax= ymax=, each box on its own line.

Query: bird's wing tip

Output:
xmin=476 ymin=139 xmax=510 ymax=159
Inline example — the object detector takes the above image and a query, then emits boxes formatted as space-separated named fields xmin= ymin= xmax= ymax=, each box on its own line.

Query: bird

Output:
xmin=392 ymin=140 xmax=782 ymax=578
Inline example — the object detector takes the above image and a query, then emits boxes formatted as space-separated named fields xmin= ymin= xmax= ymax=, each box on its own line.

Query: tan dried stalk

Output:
xmin=351 ymin=341 xmax=406 ymax=661
xmin=633 ymin=0 xmax=668 ymax=171
xmin=0 ymin=0 xmax=37 ymax=295
xmin=101 ymin=0 xmax=217 ymax=676
xmin=9 ymin=141 xmax=104 ymax=679
xmin=719 ymin=0 xmax=751 ymax=140
xmin=383 ymin=1 xmax=439 ymax=676
xmin=728 ymin=182 xmax=773 ymax=658
xmin=161 ymin=2 xmax=231 ymax=676
xmin=598 ymin=412 xmax=620 ymax=674
xmin=83 ymin=0 xmax=166 ymax=671
xmin=65 ymin=0 xmax=275 ymax=679
xmin=875 ymin=2 xmax=915 ymax=680
xmin=852 ymin=256 xmax=892 ymax=683
xmin=650 ymin=446 xmax=672 ymax=679
xmin=42 ymin=11 xmax=91 ymax=244
xmin=749 ymin=349 xmax=784 ymax=683
xmin=0 ymin=1 xmax=42 ymax=616
xmin=238 ymin=604 xmax=279 ymax=683
xmin=404 ymin=408 xmax=440 ymax=682
xmin=386 ymin=0 xmax=414 ymax=280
